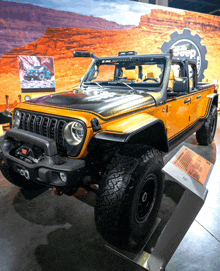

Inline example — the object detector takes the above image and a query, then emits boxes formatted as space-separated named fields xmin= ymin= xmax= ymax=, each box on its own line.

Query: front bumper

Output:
xmin=0 ymin=129 xmax=85 ymax=187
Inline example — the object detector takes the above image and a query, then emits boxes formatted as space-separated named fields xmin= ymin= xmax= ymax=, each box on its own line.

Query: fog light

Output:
xmin=60 ymin=172 xmax=67 ymax=182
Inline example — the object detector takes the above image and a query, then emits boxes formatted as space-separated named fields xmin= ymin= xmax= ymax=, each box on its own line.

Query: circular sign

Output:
xmin=161 ymin=29 xmax=208 ymax=81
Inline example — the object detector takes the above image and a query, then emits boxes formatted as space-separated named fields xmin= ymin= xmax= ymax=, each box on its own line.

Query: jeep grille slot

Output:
xmin=57 ymin=120 xmax=66 ymax=153
xmin=20 ymin=112 xmax=26 ymax=130
xmin=42 ymin=117 xmax=50 ymax=137
xmin=25 ymin=113 xmax=31 ymax=131
xmin=30 ymin=115 xmax=36 ymax=133
xmin=18 ymin=112 xmax=68 ymax=155
xmin=49 ymin=119 xmax=58 ymax=141
xmin=36 ymin=116 xmax=43 ymax=135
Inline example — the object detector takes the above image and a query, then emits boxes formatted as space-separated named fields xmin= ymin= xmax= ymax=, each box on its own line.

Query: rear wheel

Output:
xmin=95 ymin=147 xmax=164 ymax=251
xmin=196 ymin=105 xmax=217 ymax=145
xmin=38 ymin=73 xmax=45 ymax=81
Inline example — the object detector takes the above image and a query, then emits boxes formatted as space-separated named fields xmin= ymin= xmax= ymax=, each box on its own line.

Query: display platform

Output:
xmin=104 ymin=144 xmax=214 ymax=271
xmin=0 ymin=133 xmax=218 ymax=271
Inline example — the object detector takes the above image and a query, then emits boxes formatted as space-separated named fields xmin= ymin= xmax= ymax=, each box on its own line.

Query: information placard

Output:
xmin=172 ymin=147 xmax=212 ymax=185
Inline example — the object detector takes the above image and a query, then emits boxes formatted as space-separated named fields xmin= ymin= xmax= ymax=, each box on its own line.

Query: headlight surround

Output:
xmin=64 ymin=121 xmax=85 ymax=146
xmin=13 ymin=110 xmax=21 ymax=128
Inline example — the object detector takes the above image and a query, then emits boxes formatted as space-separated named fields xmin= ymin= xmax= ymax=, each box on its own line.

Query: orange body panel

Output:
xmin=14 ymin=83 xmax=216 ymax=158
xmin=101 ymin=113 xmax=156 ymax=134
xmin=98 ymin=85 xmax=214 ymax=141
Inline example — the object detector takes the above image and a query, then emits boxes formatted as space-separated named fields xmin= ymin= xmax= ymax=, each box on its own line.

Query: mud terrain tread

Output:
xmin=95 ymin=148 xmax=164 ymax=250
xmin=196 ymin=105 xmax=217 ymax=145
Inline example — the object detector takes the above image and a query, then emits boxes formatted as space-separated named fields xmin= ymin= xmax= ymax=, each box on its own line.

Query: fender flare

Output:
xmin=206 ymin=93 xmax=218 ymax=117
xmin=94 ymin=118 xmax=169 ymax=152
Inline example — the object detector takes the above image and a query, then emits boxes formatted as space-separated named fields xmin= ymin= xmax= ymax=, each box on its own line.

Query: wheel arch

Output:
xmin=206 ymin=93 xmax=218 ymax=117
xmin=212 ymin=94 xmax=218 ymax=108
xmin=94 ymin=118 xmax=169 ymax=153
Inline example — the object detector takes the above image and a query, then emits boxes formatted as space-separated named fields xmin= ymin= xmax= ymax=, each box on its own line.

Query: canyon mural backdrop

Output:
xmin=1 ymin=0 xmax=220 ymax=111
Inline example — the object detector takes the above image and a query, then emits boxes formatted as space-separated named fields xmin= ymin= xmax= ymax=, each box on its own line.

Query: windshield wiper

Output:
xmin=82 ymin=81 xmax=107 ymax=91
xmin=120 ymin=81 xmax=137 ymax=93
xmin=93 ymin=81 xmax=104 ymax=90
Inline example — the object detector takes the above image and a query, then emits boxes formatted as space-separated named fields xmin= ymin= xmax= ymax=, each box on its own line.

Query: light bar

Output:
xmin=118 ymin=51 xmax=137 ymax=56
xmin=74 ymin=51 xmax=97 ymax=59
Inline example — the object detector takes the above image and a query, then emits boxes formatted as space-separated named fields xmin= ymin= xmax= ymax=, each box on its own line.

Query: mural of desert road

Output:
xmin=1 ymin=2 xmax=220 ymax=110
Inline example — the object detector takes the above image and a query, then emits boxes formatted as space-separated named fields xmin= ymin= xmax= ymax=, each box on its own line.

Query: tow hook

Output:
xmin=18 ymin=168 xmax=30 ymax=180
xmin=53 ymin=187 xmax=63 ymax=196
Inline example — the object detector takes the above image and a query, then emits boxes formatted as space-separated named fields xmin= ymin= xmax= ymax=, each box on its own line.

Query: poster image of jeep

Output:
xmin=18 ymin=56 xmax=55 ymax=93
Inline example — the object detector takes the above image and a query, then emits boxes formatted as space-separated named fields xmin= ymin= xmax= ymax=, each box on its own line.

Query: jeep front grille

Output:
xmin=19 ymin=111 xmax=68 ymax=154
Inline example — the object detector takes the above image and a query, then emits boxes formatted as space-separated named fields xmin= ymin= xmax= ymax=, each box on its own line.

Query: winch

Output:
xmin=14 ymin=143 xmax=44 ymax=164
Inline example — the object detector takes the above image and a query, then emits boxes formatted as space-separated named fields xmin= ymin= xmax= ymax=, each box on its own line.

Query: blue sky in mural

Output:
xmin=3 ymin=0 xmax=181 ymax=25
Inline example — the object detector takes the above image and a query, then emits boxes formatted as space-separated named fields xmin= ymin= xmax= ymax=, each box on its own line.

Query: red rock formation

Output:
xmin=1 ymin=9 xmax=220 ymax=107
xmin=139 ymin=10 xmax=220 ymax=32
xmin=0 ymin=1 xmax=134 ymax=57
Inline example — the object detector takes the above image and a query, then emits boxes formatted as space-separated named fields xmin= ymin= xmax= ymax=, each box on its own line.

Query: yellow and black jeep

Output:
xmin=0 ymin=47 xmax=218 ymax=250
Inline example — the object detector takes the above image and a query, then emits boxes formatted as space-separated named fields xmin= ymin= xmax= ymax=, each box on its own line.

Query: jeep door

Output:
xmin=186 ymin=62 xmax=201 ymax=124
xmin=187 ymin=62 xmax=214 ymax=124
xmin=164 ymin=62 xmax=191 ymax=140
xmin=165 ymin=95 xmax=191 ymax=140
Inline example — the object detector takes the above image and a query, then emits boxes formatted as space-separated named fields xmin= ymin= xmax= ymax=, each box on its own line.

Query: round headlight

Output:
xmin=13 ymin=110 xmax=21 ymax=128
xmin=64 ymin=121 xmax=84 ymax=146
xmin=24 ymin=95 xmax=31 ymax=101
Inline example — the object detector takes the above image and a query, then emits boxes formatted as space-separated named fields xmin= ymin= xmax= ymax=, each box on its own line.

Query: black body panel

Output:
xmin=29 ymin=90 xmax=155 ymax=118
xmin=0 ymin=130 xmax=85 ymax=187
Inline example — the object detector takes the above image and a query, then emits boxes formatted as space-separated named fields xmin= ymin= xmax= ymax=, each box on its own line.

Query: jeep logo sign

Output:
xmin=172 ymin=39 xmax=201 ymax=74
xmin=161 ymin=29 xmax=208 ymax=81
xmin=173 ymin=45 xmax=197 ymax=59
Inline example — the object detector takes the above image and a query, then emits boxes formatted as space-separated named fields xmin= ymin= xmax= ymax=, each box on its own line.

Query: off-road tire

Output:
xmin=196 ymin=105 xmax=217 ymax=145
xmin=38 ymin=73 xmax=45 ymax=81
xmin=95 ymin=147 xmax=164 ymax=251
xmin=1 ymin=164 xmax=46 ymax=191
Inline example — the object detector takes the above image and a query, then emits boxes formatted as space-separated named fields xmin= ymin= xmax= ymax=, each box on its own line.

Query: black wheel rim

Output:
xmin=136 ymin=174 xmax=157 ymax=223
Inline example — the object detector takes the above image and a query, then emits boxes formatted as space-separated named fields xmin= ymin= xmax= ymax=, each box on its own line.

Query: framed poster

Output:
xmin=18 ymin=56 xmax=55 ymax=94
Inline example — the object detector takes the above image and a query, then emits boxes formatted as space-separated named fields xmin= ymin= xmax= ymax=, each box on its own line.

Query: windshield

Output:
xmin=83 ymin=57 xmax=166 ymax=89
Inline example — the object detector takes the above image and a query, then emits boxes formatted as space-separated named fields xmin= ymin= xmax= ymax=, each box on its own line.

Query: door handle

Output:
xmin=184 ymin=99 xmax=191 ymax=104
xmin=197 ymin=95 xmax=202 ymax=99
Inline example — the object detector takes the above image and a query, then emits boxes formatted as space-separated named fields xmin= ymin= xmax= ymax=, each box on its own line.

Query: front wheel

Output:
xmin=196 ymin=105 xmax=217 ymax=145
xmin=94 ymin=147 xmax=165 ymax=251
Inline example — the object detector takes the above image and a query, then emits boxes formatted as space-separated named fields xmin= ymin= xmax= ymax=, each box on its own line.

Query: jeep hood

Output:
xmin=29 ymin=89 xmax=155 ymax=118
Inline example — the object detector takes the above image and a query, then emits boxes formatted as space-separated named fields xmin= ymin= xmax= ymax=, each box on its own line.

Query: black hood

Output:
xmin=30 ymin=88 xmax=155 ymax=118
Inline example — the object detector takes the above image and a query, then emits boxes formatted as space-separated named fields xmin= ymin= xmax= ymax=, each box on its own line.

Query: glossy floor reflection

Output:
xmin=0 ymin=114 xmax=220 ymax=271
xmin=166 ymin=116 xmax=220 ymax=271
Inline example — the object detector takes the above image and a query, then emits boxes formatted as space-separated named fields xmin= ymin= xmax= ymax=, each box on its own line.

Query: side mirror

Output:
xmin=3 ymin=110 xmax=12 ymax=118
xmin=80 ymin=76 xmax=84 ymax=83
